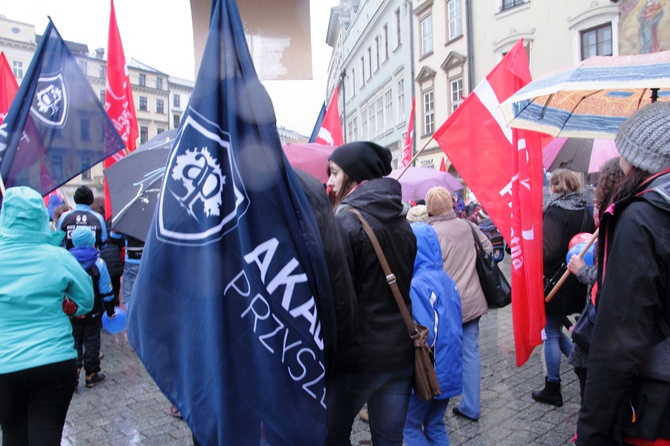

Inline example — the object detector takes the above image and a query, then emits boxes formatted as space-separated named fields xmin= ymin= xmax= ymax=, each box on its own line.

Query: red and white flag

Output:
xmin=0 ymin=52 xmax=18 ymax=125
xmin=103 ymin=0 xmax=139 ymax=220
xmin=439 ymin=157 xmax=447 ymax=172
xmin=400 ymin=97 xmax=415 ymax=167
xmin=433 ymin=39 xmax=545 ymax=366
xmin=315 ymin=85 xmax=344 ymax=146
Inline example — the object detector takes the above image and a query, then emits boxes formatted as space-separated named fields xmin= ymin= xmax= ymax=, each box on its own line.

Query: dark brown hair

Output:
xmin=594 ymin=157 xmax=624 ymax=220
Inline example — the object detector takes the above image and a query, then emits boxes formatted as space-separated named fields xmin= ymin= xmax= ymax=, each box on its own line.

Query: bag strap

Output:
xmin=469 ymin=223 xmax=485 ymax=255
xmin=348 ymin=208 xmax=417 ymax=336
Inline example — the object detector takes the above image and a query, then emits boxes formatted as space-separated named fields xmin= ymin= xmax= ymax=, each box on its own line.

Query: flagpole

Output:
xmin=545 ymin=229 xmax=599 ymax=302
xmin=0 ymin=176 xmax=5 ymax=196
xmin=396 ymin=136 xmax=435 ymax=180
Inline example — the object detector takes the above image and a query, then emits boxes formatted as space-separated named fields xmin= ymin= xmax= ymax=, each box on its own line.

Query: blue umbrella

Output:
xmin=501 ymin=51 xmax=670 ymax=138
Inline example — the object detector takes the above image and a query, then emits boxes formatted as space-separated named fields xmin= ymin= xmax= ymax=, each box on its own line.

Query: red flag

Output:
xmin=433 ymin=39 xmax=545 ymax=366
xmin=103 ymin=0 xmax=139 ymax=220
xmin=439 ymin=157 xmax=447 ymax=172
xmin=401 ymin=97 xmax=415 ymax=167
xmin=0 ymin=52 xmax=18 ymax=125
xmin=315 ymin=85 xmax=344 ymax=146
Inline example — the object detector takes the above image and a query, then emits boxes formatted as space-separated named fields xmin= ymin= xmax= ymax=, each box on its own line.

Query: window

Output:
xmin=173 ymin=114 xmax=181 ymax=128
xmin=99 ymin=65 xmax=106 ymax=79
xmin=374 ymin=37 xmax=380 ymax=71
xmin=351 ymin=68 xmax=356 ymax=95
xmin=156 ymin=78 xmax=163 ymax=90
xmin=156 ymin=99 xmax=165 ymax=114
xmin=139 ymin=96 xmax=148 ymax=111
xmin=81 ymin=168 xmax=91 ymax=180
xmin=173 ymin=94 xmax=181 ymax=108
xmin=368 ymin=105 xmax=376 ymax=138
xmin=80 ymin=119 xmax=91 ymax=140
xmin=423 ymin=90 xmax=435 ymax=135
xmin=79 ymin=61 xmax=88 ymax=76
xmin=376 ymin=96 xmax=384 ymax=134
xmin=501 ymin=0 xmax=525 ymax=10
xmin=581 ymin=24 xmax=613 ymax=60
xmin=139 ymin=74 xmax=146 ymax=87
xmin=367 ymin=48 xmax=372 ymax=78
xmin=397 ymin=77 xmax=405 ymax=125
xmin=12 ymin=60 xmax=23 ymax=79
xmin=352 ymin=116 xmax=358 ymax=141
xmin=140 ymin=126 xmax=149 ymax=144
xmin=447 ymin=0 xmax=463 ymax=40
xmin=362 ymin=105 xmax=368 ymax=139
xmin=99 ymin=90 xmax=106 ymax=104
xmin=157 ymin=128 xmax=165 ymax=134
xmin=450 ymin=78 xmax=463 ymax=112
xmin=421 ymin=15 xmax=433 ymax=57
xmin=52 ymin=156 xmax=63 ymax=180
xmin=360 ymin=57 xmax=365 ymax=86
xmin=395 ymin=8 xmax=402 ymax=48
xmin=384 ymin=89 xmax=393 ymax=131
xmin=382 ymin=25 xmax=389 ymax=61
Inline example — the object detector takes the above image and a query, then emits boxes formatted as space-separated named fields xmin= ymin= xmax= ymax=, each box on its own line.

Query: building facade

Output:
xmin=326 ymin=0 xmax=670 ymax=179
xmin=326 ymin=0 xmax=416 ymax=168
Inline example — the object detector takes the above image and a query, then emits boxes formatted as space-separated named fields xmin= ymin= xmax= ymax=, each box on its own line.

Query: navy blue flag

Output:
xmin=127 ymin=0 xmax=336 ymax=444
xmin=308 ymin=102 xmax=326 ymax=143
xmin=0 ymin=20 xmax=124 ymax=196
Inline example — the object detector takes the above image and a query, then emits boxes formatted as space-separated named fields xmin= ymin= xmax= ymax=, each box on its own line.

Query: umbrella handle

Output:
xmin=545 ymin=228 xmax=599 ymax=302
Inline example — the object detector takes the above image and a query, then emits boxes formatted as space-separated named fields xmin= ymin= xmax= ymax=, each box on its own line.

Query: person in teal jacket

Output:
xmin=404 ymin=222 xmax=463 ymax=446
xmin=0 ymin=186 xmax=94 ymax=445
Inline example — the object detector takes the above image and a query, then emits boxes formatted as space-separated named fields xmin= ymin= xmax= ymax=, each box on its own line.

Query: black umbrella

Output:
xmin=104 ymin=130 xmax=177 ymax=242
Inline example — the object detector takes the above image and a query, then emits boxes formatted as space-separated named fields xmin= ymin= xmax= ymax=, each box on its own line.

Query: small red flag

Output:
xmin=401 ymin=97 xmax=415 ymax=167
xmin=103 ymin=0 xmax=139 ymax=220
xmin=439 ymin=157 xmax=447 ymax=172
xmin=433 ymin=40 xmax=545 ymax=366
xmin=0 ymin=52 xmax=18 ymax=125
xmin=315 ymin=85 xmax=344 ymax=146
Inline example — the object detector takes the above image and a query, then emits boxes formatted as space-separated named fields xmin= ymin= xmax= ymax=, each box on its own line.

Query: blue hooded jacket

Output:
xmin=0 ymin=187 xmax=94 ymax=374
xmin=410 ymin=222 xmax=464 ymax=399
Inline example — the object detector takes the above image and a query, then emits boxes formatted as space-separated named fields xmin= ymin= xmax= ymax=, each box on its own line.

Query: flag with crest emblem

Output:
xmin=126 ymin=0 xmax=336 ymax=444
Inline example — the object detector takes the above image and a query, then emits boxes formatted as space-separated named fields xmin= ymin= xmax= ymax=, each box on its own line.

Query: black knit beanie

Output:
xmin=73 ymin=186 xmax=94 ymax=205
xmin=328 ymin=141 xmax=393 ymax=183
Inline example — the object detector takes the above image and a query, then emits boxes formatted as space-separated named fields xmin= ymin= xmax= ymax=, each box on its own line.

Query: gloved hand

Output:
xmin=62 ymin=297 xmax=78 ymax=316
xmin=104 ymin=300 xmax=116 ymax=318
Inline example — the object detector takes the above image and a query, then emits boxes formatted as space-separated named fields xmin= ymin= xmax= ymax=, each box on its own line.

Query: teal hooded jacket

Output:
xmin=0 ymin=186 xmax=94 ymax=374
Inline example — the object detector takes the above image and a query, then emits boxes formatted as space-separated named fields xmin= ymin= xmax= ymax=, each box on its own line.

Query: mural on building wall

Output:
xmin=620 ymin=0 xmax=669 ymax=55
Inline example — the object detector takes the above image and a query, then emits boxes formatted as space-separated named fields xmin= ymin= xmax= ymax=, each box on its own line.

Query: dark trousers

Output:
xmin=110 ymin=275 xmax=122 ymax=307
xmin=0 ymin=359 xmax=77 ymax=446
xmin=71 ymin=316 xmax=102 ymax=375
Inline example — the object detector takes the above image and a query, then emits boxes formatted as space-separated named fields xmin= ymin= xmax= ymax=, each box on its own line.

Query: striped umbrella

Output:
xmin=543 ymin=138 xmax=619 ymax=173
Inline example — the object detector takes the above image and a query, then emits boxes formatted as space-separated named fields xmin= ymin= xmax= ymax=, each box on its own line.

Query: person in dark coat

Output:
xmin=91 ymin=197 xmax=124 ymax=307
xmin=576 ymin=102 xmax=670 ymax=445
xmin=532 ymin=169 xmax=595 ymax=407
xmin=325 ymin=141 xmax=417 ymax=446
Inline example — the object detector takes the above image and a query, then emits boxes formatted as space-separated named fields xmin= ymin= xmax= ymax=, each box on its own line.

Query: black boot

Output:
xmin=531 ymin=377 xmax=563 ymax=407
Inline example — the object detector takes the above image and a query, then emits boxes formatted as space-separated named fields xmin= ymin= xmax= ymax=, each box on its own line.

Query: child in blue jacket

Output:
xmin=404 ymin=222 xmax=463 ymax=446
xmin=69 ymin=227 xmax=115 ymax=388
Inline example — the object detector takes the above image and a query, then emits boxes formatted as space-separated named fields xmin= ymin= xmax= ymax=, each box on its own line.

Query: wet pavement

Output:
xmin=2 ymin=257 xmax=581 ymax=445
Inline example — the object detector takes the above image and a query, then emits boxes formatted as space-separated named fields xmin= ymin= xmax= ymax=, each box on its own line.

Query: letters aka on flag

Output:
xmin=433 ymin=39 xmax=545 ymax=366
xmin=103 ymin=0 xmax=139 ymax=219
xmin=315 ymin=85 xmax=344 ymax=145
xmin=401 ymin=97 xmax=415 ymax=167
xmin=0 ymin=52 xmax=18 ymax=125
xmin=126 ymin=0 xmax=336 ymax=445
xmin=0 ymin=21 xmax=124 ymax=196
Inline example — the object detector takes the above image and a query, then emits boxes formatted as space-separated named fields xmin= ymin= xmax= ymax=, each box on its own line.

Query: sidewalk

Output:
xmin=3 ymin=262 xmax=581 ymax=445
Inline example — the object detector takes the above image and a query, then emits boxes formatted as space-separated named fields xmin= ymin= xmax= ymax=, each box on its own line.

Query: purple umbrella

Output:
xmin=388 ymin=166 xmax=463 ymax=202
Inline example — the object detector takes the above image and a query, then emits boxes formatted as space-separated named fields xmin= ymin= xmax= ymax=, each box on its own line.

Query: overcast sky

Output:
xmin=1 ymin=0 xmax=337 ymax=136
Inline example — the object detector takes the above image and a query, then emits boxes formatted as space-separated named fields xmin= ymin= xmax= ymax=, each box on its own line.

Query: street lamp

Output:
xmin=340 ymin=69 xmax=347 ymax=143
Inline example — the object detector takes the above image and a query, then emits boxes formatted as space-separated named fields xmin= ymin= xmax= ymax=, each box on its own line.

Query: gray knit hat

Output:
xmin=615 ymin=102 xmax=670 ymax=174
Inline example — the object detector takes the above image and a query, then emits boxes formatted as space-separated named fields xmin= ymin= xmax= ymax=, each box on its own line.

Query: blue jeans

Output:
xmin=403 ymin=395 xmax=450 ymax=446
xmin=457 ymin=318 xmax=481 ymax=420
xmin=122 ymin=261 xmax=140 ymax=309
xmin=326 ymin=364 xmax=413 ymax=446
xmin=543 ymin=314 xmax=573 ymax=382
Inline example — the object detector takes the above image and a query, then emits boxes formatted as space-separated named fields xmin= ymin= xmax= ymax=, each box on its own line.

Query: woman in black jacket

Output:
xmin=532 ymin=169 xmax=595 ymax=407
xmin=577 ymin=102 xmax=670 ymax=445
xmin=325 ymin=141 xmax=417 ymax=446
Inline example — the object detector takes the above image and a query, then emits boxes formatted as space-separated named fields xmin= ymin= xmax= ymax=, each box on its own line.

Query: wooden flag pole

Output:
xmin=545 ymin=228 xmax=599 ymax=302
xmin=397 ymin=136 xmax=435 ymax=180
